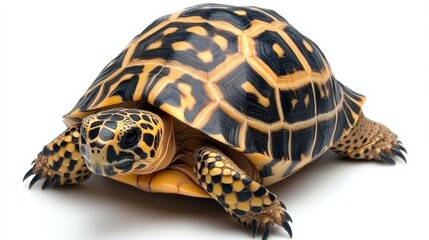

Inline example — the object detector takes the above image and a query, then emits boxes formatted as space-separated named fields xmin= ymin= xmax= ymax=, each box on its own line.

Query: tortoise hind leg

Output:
xmin=331 ymin=113 xmax=407 ymax=164
xmin=194 ymin=146 xmax=292 ymax=239
xmin=23 ymin=127 xmax=91 ymax=189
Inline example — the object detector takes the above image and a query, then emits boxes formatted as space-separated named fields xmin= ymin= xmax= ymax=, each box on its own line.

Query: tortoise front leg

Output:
xmin=194 ymin=146 xmax=292 ymax=239
xmin=23 ymin=127 xmax=91 ymax=188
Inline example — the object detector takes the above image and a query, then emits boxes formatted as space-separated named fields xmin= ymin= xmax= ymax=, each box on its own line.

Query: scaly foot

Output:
xmin=331 ymin=114 xmax=407 ymax=164
xmin=194 ymin=146 xmax=292 ymax=239
xmin=23 ymin=127 xmax=91 ymax=189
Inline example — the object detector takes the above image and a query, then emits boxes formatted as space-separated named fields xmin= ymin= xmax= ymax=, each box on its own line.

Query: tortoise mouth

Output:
xmin=85 ymin=159 xmax=140 ymax=176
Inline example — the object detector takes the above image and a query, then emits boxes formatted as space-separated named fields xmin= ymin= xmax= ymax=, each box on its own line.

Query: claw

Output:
xmin=23 ymin=168 xmax=35 ymax=182
xmin=398 ymin=144 xmax=407 ymax=154
xmin=29 ymin=172 xmax=42 ymax=189
xmin=282 ymin=220 xmax=293 ymax=238
xmin=42 ymin=176 xmax=52 ymax=189
xmin=284 ymin=211 xmax=293 ymax=223
xmin=390 ymin=147 xmax=407 ymax=163
xmin=380 ymin=152 xmax=396 ymax=165
xmin=251 ymin=219 xmax=258 ymax=238
xmin=261 ymin=223 xmax=272 ymax=240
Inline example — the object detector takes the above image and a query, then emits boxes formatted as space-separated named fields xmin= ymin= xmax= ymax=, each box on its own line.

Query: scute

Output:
xmin=64 ymin=4 xmax=365 ymax=184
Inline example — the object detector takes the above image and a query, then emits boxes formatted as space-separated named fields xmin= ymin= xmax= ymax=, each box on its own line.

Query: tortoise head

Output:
xmin=80 ymin=108 xmax=169 ymax=176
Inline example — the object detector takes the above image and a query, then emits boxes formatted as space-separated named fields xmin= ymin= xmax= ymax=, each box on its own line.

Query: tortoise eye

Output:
xmin=120 ymin=128 xmax=141 ymax=149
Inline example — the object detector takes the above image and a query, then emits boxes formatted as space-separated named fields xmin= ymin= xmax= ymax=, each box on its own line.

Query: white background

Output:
xmin=1 ymin=0 xmax=428 ymax=239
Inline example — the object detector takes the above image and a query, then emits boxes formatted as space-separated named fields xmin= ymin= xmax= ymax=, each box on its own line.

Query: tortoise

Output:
xmin=24 ymin=3 xmax=406 ymax=239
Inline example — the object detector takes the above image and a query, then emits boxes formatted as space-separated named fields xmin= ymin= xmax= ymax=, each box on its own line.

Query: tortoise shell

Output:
xmin=64 ymin=4 xmax=365 ymax=185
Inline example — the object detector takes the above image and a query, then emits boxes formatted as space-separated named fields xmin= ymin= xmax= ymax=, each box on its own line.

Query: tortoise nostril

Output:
xmin=90 ymin=148 xmax=102 ymax=154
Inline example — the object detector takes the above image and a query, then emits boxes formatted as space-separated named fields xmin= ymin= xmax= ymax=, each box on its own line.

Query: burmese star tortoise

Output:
xmin=24 ymin=4 xmax=406 ymax=239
